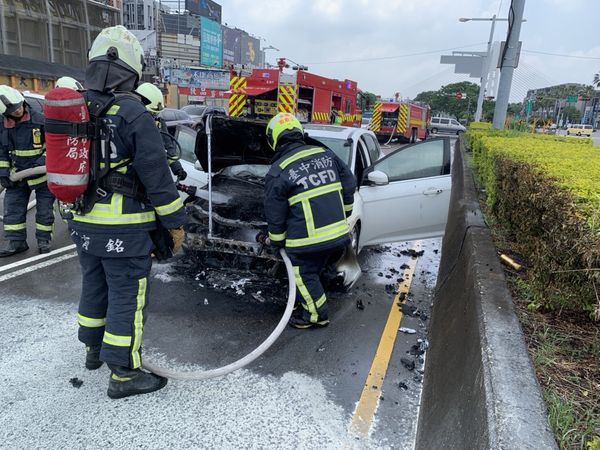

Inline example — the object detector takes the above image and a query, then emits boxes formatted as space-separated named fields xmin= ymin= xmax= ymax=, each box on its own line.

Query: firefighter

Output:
xmin=258 ymin=112 xmax=356 ymax=329
xmin=0 ymin=85 xmax=54 ymax=256
xmin=69 ymin=26 xmax=186 ymax=398
xmin=135 ymin=82 xmax=187 ymax=180
xmin=55 ymin=76 xmax=84 ymax=91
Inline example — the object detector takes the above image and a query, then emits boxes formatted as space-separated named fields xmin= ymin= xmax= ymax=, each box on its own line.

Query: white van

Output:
xmin=429 ymin=117 xmax=466 ymax=135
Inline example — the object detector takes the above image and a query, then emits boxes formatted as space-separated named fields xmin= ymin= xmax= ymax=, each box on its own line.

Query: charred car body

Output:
xmin=179 ymin=116 xmax=452 ymax=290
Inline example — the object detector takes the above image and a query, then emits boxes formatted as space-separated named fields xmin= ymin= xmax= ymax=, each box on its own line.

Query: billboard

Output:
xmin=222 ymin=26 xmax=242 ymax=66
xmin=241 ymin=33 xmax=260 ymax=67
xmin=185 ymin=0 xmax=222 ymax=23
xmin=165 ymin=68 xmax=229 ymax=90
xmin=200 ymin=16 xmax=223 ymax=68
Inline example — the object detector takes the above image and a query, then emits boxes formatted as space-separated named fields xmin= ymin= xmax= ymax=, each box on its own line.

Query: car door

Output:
xmin=358 ymin=138 xmax=451 ymax=247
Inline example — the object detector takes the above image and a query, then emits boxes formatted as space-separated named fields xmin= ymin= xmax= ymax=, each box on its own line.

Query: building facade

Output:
xmin=0 ymin=0 xmax=122 ymax=69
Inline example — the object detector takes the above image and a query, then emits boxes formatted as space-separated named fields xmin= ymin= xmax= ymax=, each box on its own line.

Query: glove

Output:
xmin=169 ymin=227 xmax=185 ymax=254
xmin=255 ymin=232 xmax=270 ymax=246
xmin=0 ymin=177 xmax=14 ymax=189
xmin=176 ymin=169 xmax=188 ymax=181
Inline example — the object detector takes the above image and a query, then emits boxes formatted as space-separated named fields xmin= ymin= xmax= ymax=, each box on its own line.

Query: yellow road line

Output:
xmin=350 ymin=244 xmax=421 ymax=437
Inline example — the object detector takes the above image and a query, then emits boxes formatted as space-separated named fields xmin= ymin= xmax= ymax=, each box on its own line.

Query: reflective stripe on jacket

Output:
xmin=70 ymin=92 xmax=186 ymax=233
xmin=264 ymin=140 xmax=356 ymax=253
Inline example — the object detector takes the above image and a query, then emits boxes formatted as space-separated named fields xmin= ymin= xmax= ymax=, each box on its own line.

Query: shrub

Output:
xmin=466 ymin=129 xmax=600 ymax=318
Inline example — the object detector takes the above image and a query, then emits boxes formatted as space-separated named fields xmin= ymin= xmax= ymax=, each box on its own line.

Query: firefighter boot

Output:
xmin=0 ymin=240 xmax=29 ymax=257
xmin=85 ymin=345 xmax=103 ymax=370
xmin=288 ymin=310 xmax=330 ymax=329
xmin=37 ymin=239 xmax=51 ymax=254
xmin=107 ymin=364 xmax=168 ymax=399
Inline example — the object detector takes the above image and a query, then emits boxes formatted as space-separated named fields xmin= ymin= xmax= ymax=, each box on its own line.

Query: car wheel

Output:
xmin=456 ymin=130 xmax=464 ymax=135
xmin=431 ymin=127 xmax=438 ymax=134
xmin=577 ymin=132 xmax=581 ymax=136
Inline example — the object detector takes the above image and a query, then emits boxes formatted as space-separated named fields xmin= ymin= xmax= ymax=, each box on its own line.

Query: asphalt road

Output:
xmin=0 ymin=200 xmax=441 ymax=449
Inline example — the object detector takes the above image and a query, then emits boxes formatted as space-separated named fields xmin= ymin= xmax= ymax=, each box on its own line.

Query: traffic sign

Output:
xmin=566 ymin=95 xmax=577 ymax=103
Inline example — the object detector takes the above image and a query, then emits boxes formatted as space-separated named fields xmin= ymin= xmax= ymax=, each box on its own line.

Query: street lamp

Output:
xmin=459 ymin=16 xmax=527 ymax=122
xmin=262 ymin=45 xmax=280 ymax=68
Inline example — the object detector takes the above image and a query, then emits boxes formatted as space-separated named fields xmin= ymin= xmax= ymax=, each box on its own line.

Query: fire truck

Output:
xmin=227 ymin=60 xmax=361 ymax=127
xmin=368 ymin=100 xmax=430 ymax=143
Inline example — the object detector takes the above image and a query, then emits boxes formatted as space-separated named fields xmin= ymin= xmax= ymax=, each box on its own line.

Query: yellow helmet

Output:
xmin=135 ymin=82 xmax=164 ymax=114
xmin=0 ymin=85 xmax=25 ymax=116
xmin=88 ymin=25 xmax=145 ymax=78
xmin=56 ymin=76 xmax=84 ymax=91
xmin=266 ymin=112 xmax=304 ymax=150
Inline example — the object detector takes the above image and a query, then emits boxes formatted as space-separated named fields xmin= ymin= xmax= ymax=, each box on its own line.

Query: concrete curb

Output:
xmin=415 ymin=139 xmax=557 ymax=449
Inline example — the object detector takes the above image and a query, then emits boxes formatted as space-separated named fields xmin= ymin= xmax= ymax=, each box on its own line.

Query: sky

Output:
xmin=212 ymin=0 xmax=600 ymax=102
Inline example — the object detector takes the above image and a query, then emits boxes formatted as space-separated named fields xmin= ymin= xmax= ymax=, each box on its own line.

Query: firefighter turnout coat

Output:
xmin=0 ymin=107 xmax=55 ymax=241
xmin=265 ymin=140 xmax=356 ymax=253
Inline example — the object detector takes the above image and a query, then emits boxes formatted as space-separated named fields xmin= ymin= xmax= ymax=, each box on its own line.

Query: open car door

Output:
xmin=358 ymin=138 xmax=452 ymax=248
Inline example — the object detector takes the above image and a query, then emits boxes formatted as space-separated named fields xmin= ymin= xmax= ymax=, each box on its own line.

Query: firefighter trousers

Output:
xmin=76 ymin=250 xmax=152 ymax=369
xmin=3 ymin=181 xmax=55 ymax=241
xmin=288 ymin=247 xmax=345 ymax=324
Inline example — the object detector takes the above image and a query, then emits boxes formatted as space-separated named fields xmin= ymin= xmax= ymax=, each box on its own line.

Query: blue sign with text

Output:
xmin=200 ymin=16 xmax=222 ymax=68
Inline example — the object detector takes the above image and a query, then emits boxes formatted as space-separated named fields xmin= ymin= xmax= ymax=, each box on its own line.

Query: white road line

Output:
xmin=0 ymin=244 xmax=76 ymax=274
xmin=0 ymin=252 xmax=77 ymax=283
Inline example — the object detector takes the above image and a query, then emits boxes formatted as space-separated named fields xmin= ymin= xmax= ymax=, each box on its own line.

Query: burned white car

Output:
xmin=177 ymin=116 xmax=452 ymax=290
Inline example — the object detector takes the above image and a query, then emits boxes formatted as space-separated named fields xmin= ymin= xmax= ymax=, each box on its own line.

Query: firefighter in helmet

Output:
xmin=135 ymin=82 xmax=187 ymax=180
xmin=69 ymin=25 xmax=186 ymax=398
xmin=258 ymin=113 xmax=356 ymax=328
xmin=0 ymin=85 xmax=55 ymax=256
xmin=55 ymin=76 xmax=84 ymax=91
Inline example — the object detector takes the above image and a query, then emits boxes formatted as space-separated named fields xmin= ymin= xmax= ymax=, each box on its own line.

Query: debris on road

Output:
xmin=401 ymin=357 xmax=416 ymax=371
xmin=69 ymin=377 xmax=83 ymax=388
xmin=398 ymin=381 xmax=409 ymax=390
xmin=356 ymin=299 xmax=365 ymax=310
xmin=399 ymin=327 xmax=416 ymax=334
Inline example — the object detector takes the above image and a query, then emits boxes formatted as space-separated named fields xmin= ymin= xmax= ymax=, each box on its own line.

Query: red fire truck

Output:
xmin=227 ymin=64 xmax=361 ymax=127
xmin=368 ymin=101 xmax=430 ymax=143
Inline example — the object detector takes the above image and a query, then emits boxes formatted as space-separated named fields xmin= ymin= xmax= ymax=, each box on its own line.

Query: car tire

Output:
xmin=431 ymin=127 xmax=438 ymax=134
xmin=456 ymin=130 xmax=464 ymax=135
xmin=567 ymin=131 xmax=570 ymax=135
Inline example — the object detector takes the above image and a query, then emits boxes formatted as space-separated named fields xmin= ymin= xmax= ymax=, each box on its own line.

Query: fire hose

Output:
xmin=142 ymin=247 xmax=296 ymax=380
xmin=0 ymin=166 xmax=46 ymax=220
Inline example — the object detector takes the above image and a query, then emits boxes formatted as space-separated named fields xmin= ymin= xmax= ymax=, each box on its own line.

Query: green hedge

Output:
xmin=466 ymin=129 xmax=600 ymax=318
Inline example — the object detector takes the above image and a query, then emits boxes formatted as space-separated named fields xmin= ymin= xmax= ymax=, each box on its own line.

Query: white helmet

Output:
xmin=0 ymin=85 xmax=25 ymax=116
xmin=88 ymin=25 xmax=145 ymax=78
xmin=56 ymin=76 xmax=84 ymax=91
xmin=135 ymin=82 xmax=164 ymax=114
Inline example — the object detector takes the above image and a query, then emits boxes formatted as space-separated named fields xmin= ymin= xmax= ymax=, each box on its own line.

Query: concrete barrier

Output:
xmin=415 ymin=139 xmax=557 ymax=449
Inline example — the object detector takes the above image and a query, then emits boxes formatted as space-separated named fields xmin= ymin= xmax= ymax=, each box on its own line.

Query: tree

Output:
xmin=357 ymin=91 xmax=378 ymax=111
xmin=561 ymin=106 xmax=581 ymax=124
xmin=594 ymin=72 xmax=600 ymax=88
xmin=414 ymin=81 xmax=494 ymax=123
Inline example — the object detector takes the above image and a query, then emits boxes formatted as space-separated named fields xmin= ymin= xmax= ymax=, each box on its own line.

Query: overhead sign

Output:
xmin=165 ymin=68 xmax=229 ymax=90
xmin=440 ymin=55 xmax=485 ymax=78
xmin=200 ymin=16 xmax=223 ymax=68
xmin=566 ymin=95 xmax=578 ymax=103
xmin=185 ymin=0 xmax=222 ymax=23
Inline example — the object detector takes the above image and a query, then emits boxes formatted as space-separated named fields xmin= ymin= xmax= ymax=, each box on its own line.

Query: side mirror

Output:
xmin=366 ymin=170 xmax=389 ymax=186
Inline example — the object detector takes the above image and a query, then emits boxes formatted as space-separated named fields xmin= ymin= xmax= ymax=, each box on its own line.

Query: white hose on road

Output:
xmin=0 ymin=166 xmax=46 ymax=219
xmin=142 ymin=248 xmax=297 ymax=381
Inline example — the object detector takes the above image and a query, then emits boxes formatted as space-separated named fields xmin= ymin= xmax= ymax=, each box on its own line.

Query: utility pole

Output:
xmin=475 ymin=15 xmax=496 ymax=122
xmin=493 ymin=0 xmax=526 ymax=129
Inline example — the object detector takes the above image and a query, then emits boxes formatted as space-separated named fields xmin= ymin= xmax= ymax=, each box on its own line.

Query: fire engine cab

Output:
xmin=369 ymin=100 xmax=430 ymax=143
xmin=227 ymin=60 xmax=361 ymax=127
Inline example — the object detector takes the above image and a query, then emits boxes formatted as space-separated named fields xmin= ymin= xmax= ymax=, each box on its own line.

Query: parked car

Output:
xmin=566 ymin=123 xmax=593 ymax=137
xmin=181 ymin=104 xmax=227 ymax=121
xmin=428 ymin=117 xmax=466 ymax=135
xmin=176 ymin=118 xmax=452 ymax=289
xmin=158 ymin=108 xmax=196 ymax=136
xmin=22 ymin=91 xmax=45 ymax=114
